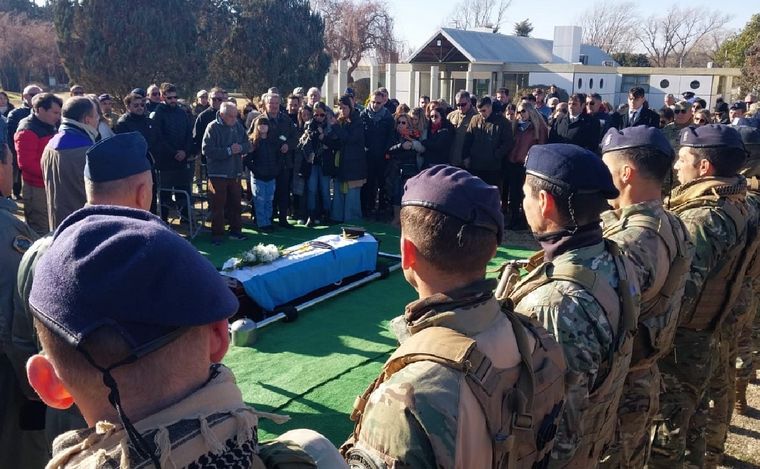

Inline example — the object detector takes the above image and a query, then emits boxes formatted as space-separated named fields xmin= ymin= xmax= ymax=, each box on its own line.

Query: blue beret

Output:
xmin=679 ymin=124 xmax=745 ymax=151
xmin=730 ymin=101 xmax=747 ymax=111
xmin=98 ymin=94 xmax=113 ymax=102
xmin=85 ymin=133 xmax=151 ymax=182
xmin=131 ymin=88 xmax=146 ymax=97
xmin=733 ymin=125 xmax=760 ymax=146
xmin=28 ymin=206 xmax=238 ymax=352
xmin=525 ymin=143 xmax=619 ymax=199
xmin=402 ymin=165 xmax=504 ymax=243
xmin=601 ymin=126 xmax=674 ymax=159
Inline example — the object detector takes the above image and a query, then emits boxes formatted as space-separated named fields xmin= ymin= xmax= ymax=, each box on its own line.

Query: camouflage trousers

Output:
xmin=599 ymin=365 xmax=659 ymax=469
xmin=736 ymin=297 xmax=759 ymax=383
xmin=650 ymin=328 xmax=715 ymax=469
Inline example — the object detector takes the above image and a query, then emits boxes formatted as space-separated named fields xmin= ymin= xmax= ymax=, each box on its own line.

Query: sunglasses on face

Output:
xmin=675 ymin=109 xmax=688 ymax=114
xmin=397 ymin=121 xmax=408 ymax=125
xmin=211 ymin=97 xmax=224 ymax=102
xmin=586 ymin=101 xmax=596 ymax=106
xmin=150 ymin=92 xmax=160 ymax=96
xmin=457 ymin=102 xmax=468 ymax=108
xmin=131 ymin=103 xmax=145 ymax=108
xmin=695 ymin=118 xmax=707 ymax=124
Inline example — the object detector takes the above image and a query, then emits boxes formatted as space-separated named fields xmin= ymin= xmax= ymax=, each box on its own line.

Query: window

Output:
xmin=473 ymin=79 xmax=490 ymax=98
xmin=589 ymin=78 xmax=594 ymax=89
xmin=578 ymin=78 xmax=583 ymax=89
xmin=600 ymin=78 xmax=604 ymax=89
xmin=660 ymin=79 xmax=670 ymax=88
xmin=690 ymin=80 xmax=700 ymax=90
xmin=620 ymin=75 xmax=650 ymax=93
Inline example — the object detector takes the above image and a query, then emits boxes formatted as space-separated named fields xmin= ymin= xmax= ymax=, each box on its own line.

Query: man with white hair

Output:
xmin=306 ymin=87 xmax=321 ymax=106
xmin=202 ymin=101 xmax=252 ymax=244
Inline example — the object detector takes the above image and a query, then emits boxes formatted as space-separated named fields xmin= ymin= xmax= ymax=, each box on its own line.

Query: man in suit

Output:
xmin=620 ymin=87 xmax=660 ymax=129
xmin=548 ymin=93 xmax=601 ymax=153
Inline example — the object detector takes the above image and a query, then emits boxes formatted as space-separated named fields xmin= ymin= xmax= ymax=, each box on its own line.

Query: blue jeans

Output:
xmin=307 ymin=166 xmax=332 ymax=214
xmin=251 ymin=176 xmax=276 ymax=228
xmin=331 ymin=182 xmax=362 ymax=222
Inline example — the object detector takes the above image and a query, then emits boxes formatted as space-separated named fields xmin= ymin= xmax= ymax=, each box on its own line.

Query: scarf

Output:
xmin=365 ymin=106 xmax=388 ymax=123
xmin=536 ymin=222 xmax=603 ymax=262
xmin=60 ymin=117 xmax=98 ymax=142
xmin=430 ymin=119 xmax=442 ymax=135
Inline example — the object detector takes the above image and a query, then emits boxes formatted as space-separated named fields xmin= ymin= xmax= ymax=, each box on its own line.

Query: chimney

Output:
xmin=553 ymin=26 xmax=582 ymax=64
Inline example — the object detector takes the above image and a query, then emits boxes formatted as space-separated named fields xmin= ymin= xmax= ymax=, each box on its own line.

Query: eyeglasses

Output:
xmin=586 ymin=101 xmax=596 ymax=106
xmin=165 ymin=96 xmax=178 ymax=100
xmin=371 ymin=101 xmax=382 ymax=105
xmin=694 ymin=118 xmax=707 ymax=124
xmin=314 ymin=113 xmax=326 ymax=118
xmin=457 ymin=102 xmax=468 ymax=108
xmin=674 ymin=109 xmax=688 ymax=114
xmin=211 ymin=97 xmax=224 ymax=102
xmin=150 ymin=92 xmax=160 ymax=97
xmin=397 ymin=121 xmax=408 ymax=125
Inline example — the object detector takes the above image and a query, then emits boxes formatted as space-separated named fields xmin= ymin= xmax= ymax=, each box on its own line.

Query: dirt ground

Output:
xmin=723 ymin=373 xmax=760 ymax=468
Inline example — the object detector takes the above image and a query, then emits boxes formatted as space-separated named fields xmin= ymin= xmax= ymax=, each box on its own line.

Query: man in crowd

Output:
xmin=447 ymin=90 xmax=476 ymax=166
xmin=586 ymin=92 xmax=613 ymax=137
xmin=306 ymin=87 xmax=321 ymax=107
xmin=533 ymin=87 xmax=552 ymax=121
xmin=253 ymin=93 xmax=297 ymax=228
xmin=650 ymin=125 xmax=750 ymax=468
xmin=193 ymin=87 xmax=226 ymax=155
xmin=342 ymin=165 xmax=565 ymax=468
xmin=495 ymin=87 xmax=510 ymax=108
xmin=202 ymin=101 xmax=251 ymax=245
xmin=145 ymin=83 xmax=162 ymax=114
xmin=548 ymin=93 xmax=601 ymax=152
xmin=662 ymin=93 xmax=676 ymax=111
xmin=509 ymin=144 xmax=640 ymax=467
xmin=360 ymin=89 xmax=394 ymax=217
xmin=464 ymin=96 xmax=513 ymax=187
xmin=194 ymin=89 xmax=209 ymax=116
xmin=69 ymin=85 xmax=84 ymax=97
xmin=662 ymin=101 xmax=694 ymax=150
xmin=729 ymin=101 xmax=751 ymax=126
xmin=15 ymin=92 xmax=61 ymax=234
xmin=152 ymin=83 xmax=194 ymax=223
xmin=287 ymin=93 xmax=301 ymax=125
xmin=7 ymin=84 xmax=42 ymax=199
xmin=41 ymin=96 xmax=99 ymax=230
xmin=98 ymin=94 xmax=118 ymax=129
xmin=598 ymin=127 xmax=694 ymax=468
xmin=620 ymin=87 xmax=660 ymax=128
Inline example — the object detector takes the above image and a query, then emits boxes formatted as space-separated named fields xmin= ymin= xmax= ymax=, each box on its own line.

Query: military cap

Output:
xmin=733 ymin=125 xmax=760 ymax=146
xmin=673 ymin=100 xmax=691 ymax=112
xmin=679 ymin=124 xmax=745 ymax=151
xmin=682 ymin=91 xmax=696 ymax=100
xmin=344 ymin=87 xmax=355 ymax=97
xmin=525 ymin=143 xmax=619 ymax=199
xmin=730 ymin=101 xmax=747 ymax=111
xmin=196 ymin=89 xmax=208 ymax=98
xmin=97 ymin=93 xmax=113 ymax=102
xmin=28 ymin=206 xmax=238 ymax=353
xmin=601 ymin=126 xmax=674 ymax=159
xmin=85 ymin=133 xmax=151 ymax=183
xmin=402 ymin=164 xmax=504 ymax=243
xmin=130 ymin=88 xmax=146 ymax=97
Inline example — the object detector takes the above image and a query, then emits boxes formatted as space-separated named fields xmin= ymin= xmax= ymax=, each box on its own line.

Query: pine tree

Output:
xmin=513 ymin=19 xmax=533 ymax=37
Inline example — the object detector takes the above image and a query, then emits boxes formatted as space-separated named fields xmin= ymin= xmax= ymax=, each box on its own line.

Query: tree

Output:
xmin=739 ymin=37 xmax=760 ymax=93
xmin=223 ymin=0 xmax=330 ymax=99
xmin=513 ymin=19 xmax=532 ymax=37
xmin=0 ymin=12 xmax=60 ymax=90
xmin=716 ymin=14 xmax=760 ymax=67
xmin=611 ymin=52 xmax=651 ymax=67
xmin=636 ymin=5 xmax=731 ymax=67
xmin=578 ymin=1 xmax=636 ymax=54
xmin=445 ymin=0 xmax=512 ymax=32
xmin=52 ymin=0 xmax=206 ymax=101
xmin=314 ymin=0 xmax=397 ymax=85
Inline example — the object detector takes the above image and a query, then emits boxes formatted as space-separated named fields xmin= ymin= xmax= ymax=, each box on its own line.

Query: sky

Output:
xmin=386 ymin=0 xmax=754 ymax=54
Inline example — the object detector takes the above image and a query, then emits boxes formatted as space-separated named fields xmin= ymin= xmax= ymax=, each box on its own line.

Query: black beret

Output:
xmin=98 ymin=94 xmax=113 ymax=102
xmin=733 ymin=125 xmax=760 ymax=146
xmin=601 ymin=126 xmax=674 ymax=159
xmin=730 ymin=101 xmax=747 ymax=111
xmin=131 ymin=88 xmax=146 ymax=97
xmin=402 ymin=165 xmax=504 ymax=243
xmin=525 ymin=143 xmax=619 ymax=199
xmin=682 ymin=91 xmax=696 ymax=99
xmin=679 ymin=124 xmax=746 ymax=151
xmin=85 ymin=133 xmax=151 ymax=182
xmin=28 ymin=206 xmax=238 ymax=352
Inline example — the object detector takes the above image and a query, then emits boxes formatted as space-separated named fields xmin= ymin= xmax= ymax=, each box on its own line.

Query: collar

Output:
xmin=601 ymin=199 xmax=663 ymax=233
xmin=536 ymin=222 xmax=603 ymax=262
xmin=0 ymin=197 xmax=18 ymax=212
xmin=669 ymin=175 xmax=747 ymax=208
xmin=60 ymin=117 xmax=98 ymax=142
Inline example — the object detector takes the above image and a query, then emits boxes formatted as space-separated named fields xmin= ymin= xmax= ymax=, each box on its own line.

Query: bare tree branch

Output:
xmin=445 ymin=0 xmax=512 ymax=32
xmin=578 ymin=1 xmax=636 ymax=54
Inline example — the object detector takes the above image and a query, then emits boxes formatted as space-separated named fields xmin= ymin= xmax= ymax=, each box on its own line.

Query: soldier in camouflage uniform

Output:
xmin=597 ymin=127 xmax=694 ymax=469
xmin=650 ymin=125 xmax=750 ymax=468
xmin=342 ymin=165 xmax=567 ymax=468
xmin=508 ymin=144 xmax=641 ymax=468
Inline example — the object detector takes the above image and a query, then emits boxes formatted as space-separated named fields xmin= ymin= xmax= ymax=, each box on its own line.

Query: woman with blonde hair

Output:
xmin=505 ymin=102 xmax=548 ymax=229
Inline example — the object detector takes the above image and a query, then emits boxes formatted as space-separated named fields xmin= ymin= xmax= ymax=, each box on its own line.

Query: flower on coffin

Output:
xmin=222 ymin=243 xmax=282 ymax=271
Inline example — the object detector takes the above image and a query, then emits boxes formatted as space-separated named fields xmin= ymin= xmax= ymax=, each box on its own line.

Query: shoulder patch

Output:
xmin=13 ymin=235 xmax=33 ymax=253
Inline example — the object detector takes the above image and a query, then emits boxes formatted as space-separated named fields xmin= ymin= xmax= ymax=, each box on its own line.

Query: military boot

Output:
xmin=735 ymin=378 xmax=749 ymax=415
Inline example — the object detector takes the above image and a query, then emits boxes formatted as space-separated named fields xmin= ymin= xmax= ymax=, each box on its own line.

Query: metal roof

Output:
xmin=407 ymin=28 xmax=615 ymax=66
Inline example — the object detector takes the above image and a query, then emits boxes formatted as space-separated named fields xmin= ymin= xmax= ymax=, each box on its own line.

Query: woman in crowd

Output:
xmin=88 ymin=95 xmax=114 ymax=140
xmin=422 ymin=105 xmax=453 ymax=166
xmin=386 ymin=113 xmax=424 ymax=226
xmin=0 ymin=91 xmax=14 ymax=117
xmin=506 ymin=102 xmax=547 ymax=229
xmin=504 ymin=103 xmax=517 ymax=121
xmin=693 ymin=108 xmax=711 ymax=126
xmin=298 ymin=102 xmax=336 ymax=226
xmin=328 ymin=94 xmax=366 ymax=223
xmin=394 ymin=103 xmax=410 ymax=118
xmin=244 ymin=117 xmax=281 ymax=231
xmin=292 ymin=104 xmax=313 ymax=224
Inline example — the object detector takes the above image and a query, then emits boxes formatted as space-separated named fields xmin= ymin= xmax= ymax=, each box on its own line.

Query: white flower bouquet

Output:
xmin=222 ymin=243 xmax=282 ymax=271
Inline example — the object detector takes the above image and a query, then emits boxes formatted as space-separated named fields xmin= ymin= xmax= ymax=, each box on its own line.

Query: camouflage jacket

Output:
xmin=344 ymin=280 xmax=549 ymax=468
xmin=668 ymin=176 xmax=750 ymax=331
xmin=510 ymin=240 xmax=640 ymax=468
xmin=601 ymin=200 xmax=694 ymax=369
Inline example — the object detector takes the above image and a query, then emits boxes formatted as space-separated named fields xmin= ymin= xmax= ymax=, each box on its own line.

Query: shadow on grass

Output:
xmin=728 ymin=424 xmax=760 ymax=440
xmin=720 ymin=453 xmax=760 ymax=469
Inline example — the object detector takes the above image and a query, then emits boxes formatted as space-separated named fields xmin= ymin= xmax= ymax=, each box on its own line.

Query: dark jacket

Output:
xmin=202 ymin=114 xmax=252 ymax=179
xmin=7 ymin=104 xmax=32 ymax=158
xmin=618 ymin=105 xmax=660 ymax=129
xmin=2 ymin=102 xmax=14 ymax=117
xmin=253 ymin=111 xmax=297 ymax=169
xmin=328 ymin=110 xmax=366 ymax=182
xmin=244 ymin=136 xmax=281 ymax=181
xmin=549 ymin=113 xmax=601 ymax=153
xmin=151 ymin=103 xmax=193 ymax=171
xmin=422 ymin=120 xmax=454 ymax=166
xmin=298 ymin=119 xmax=338 ymax=177
xmin=464 ymin=112 xmax=514 ymax=172
xmin=387 ymin=135 xmax=420 ymax=177
xmin=114 ymin=112 xmax=158 ymax=165
xmin=193 ymin=106 xmax=217 ymax=154
xmin=360 ymin=107 xmax=394 ymax=159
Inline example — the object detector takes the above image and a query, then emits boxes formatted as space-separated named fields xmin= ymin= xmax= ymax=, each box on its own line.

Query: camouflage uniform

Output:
xmin=599 ymin=200 xmax=693 ymax=469
xmin=650 ymin=176 xmax=750 ymax=468
xmin=510 ymin=238 xmax=641 ymax=468
xmin=342 ymin=279 xmax=566 ymax=468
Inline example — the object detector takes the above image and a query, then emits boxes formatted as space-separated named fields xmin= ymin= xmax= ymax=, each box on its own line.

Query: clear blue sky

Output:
xmin=387 ymin=0 xmax=754 ymax=53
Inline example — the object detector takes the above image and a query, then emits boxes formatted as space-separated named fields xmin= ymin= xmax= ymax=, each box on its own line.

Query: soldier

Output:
xmin=734 ymin=126 xmax=760 ymax=414
xmin=650 ymin=125 xmax=750 ymax=468
xmin=0 ymin=184 xmax=45 ymax=468
xmin=342 ymin=165 xmax=566 ymax=468
xmin=508 ymin=144 xmax=641 ymax=468
xmin=597 ymin=127 xmax=694 ymax=469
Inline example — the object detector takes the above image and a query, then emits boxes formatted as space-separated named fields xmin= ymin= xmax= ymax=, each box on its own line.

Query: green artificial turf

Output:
xmin=193 ymin=220 xmax=536 ymax=444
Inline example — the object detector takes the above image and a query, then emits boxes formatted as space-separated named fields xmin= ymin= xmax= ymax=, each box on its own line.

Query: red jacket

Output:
xmin=509 ymin=122 xmax=547 ymax=164
xmin=15 ymin=114 xmax=56 ymax=187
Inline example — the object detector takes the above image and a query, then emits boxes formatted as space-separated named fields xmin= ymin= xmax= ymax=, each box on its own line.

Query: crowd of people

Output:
xmin=1 ymin=78 xmax=760 ymax=469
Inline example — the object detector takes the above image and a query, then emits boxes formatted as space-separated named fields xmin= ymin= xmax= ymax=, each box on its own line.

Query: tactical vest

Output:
xmin=602 ymin=209 xmax=692 ymax=370
xmin=743 ymin=181 xmax=760 ymax=281
xmin=671 ymin=194 xmax=752 ymax=331
xmin=508 ymin=240 xmax=637 ymax=465
xmin=343 ymin=308 xmax=566 ymax=469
